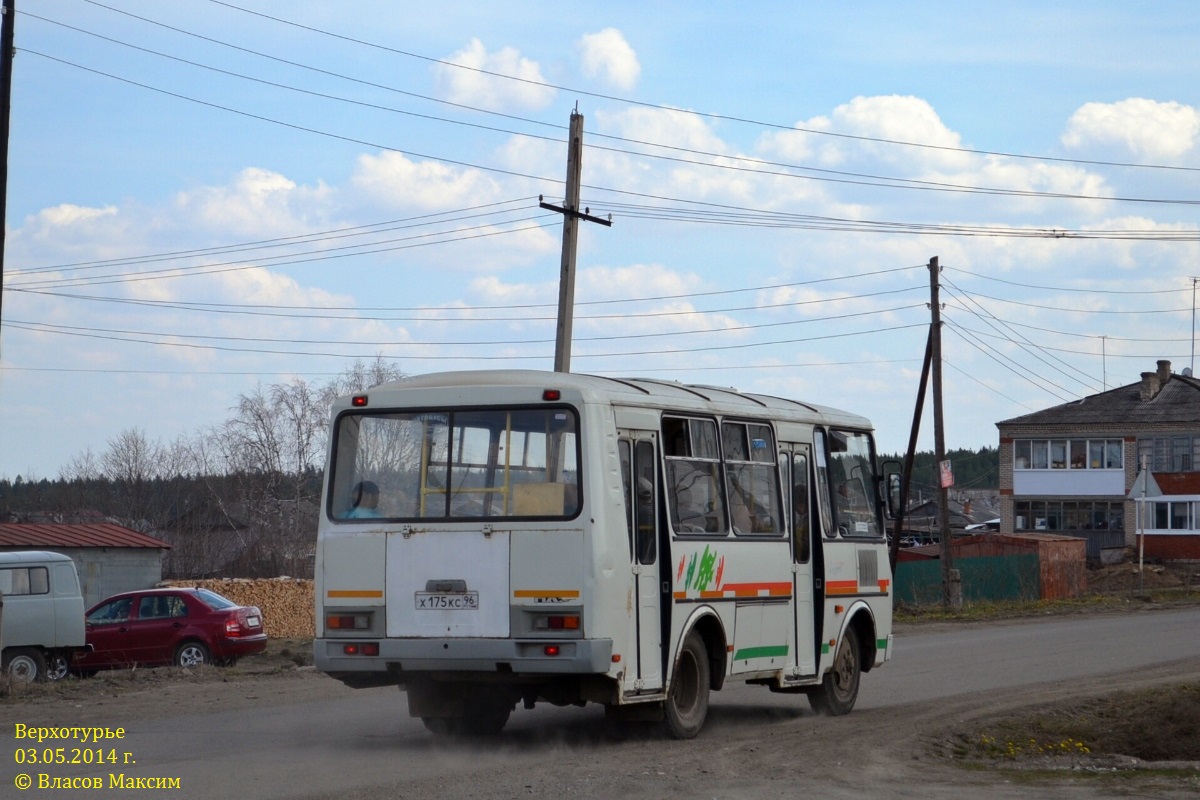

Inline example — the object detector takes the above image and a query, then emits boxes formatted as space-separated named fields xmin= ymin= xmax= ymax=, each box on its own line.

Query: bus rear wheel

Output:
xmin=808 ymin=626 xmax=860 ymax=716
xmin=664 ymin=631 xmax=710 ymax=739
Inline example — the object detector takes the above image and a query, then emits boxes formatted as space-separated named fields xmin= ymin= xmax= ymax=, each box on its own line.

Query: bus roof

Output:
xmin=341 ymin=369 xmax=874 ymax=430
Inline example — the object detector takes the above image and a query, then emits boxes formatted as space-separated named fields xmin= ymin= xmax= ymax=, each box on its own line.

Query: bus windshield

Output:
xmin=329 ymin=406 xmax=580 ymax=521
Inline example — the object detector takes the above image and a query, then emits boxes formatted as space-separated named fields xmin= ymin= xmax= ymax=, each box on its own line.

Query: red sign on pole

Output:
xmin=939 ymin=459 xmax=954 ymax=489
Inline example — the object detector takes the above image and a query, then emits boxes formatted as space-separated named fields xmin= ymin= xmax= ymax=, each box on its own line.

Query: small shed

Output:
xmin=954 ymin=533 xmax=1088 ymax=600
xmin=0 ymin=523 xmax=171 ymax=607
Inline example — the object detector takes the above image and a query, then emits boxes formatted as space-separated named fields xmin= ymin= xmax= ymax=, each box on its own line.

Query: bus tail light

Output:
xmin=342 ymin=643 xmax=380 ymax=656
xmin=534 ymin=614 xmax=580 ymax=631
xmin=327 ymin=613 xmax=371 ymax=630
xmin=544 ymin=645 xmax=561 ymax=657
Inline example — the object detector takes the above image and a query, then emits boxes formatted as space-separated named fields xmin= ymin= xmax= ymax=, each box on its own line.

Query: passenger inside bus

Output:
xmin=347 ymin=480 xmax=382 ymax=518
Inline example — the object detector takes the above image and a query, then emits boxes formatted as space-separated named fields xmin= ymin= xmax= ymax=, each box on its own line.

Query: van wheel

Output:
xmin=45 ymin=653 xmax=71 ymax=682
xmin=808 ymin=627 xmax=860 ymax=716
xmin=3 ymin=648 xmax=47 ymax=684
xmin=174 ymin=641 xmax=211 ymax=668
xmin=664 ymin=631 xmax=710 ymax=739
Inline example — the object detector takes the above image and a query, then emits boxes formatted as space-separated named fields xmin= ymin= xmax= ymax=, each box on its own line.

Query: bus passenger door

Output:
xmin=788 ymin=449 xmax=817 ymax=677
xmin=620 ymin=437 xmax=663 ymax=692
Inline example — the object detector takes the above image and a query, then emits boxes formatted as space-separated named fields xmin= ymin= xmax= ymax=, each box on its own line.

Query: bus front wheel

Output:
xmin=808 ymin=626 xmax=860 ymax=716
xmin=664 ymin=631 xmax=710 ymax=739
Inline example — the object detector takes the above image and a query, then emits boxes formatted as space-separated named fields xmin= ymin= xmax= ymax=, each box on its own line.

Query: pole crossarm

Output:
xmin=539 ymin=198 xmax=613 ymax=227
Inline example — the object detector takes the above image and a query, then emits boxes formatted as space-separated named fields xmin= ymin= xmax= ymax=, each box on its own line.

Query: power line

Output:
xmin=9 ymin=216 xmax=560 ymax=289
xmin=16 ymin=198 xmax=539 ymax=275
xmin=22 ymin=20 xmax=1200 ymax=209
xmin=3 ymin=318 xmax=927 ymax=360
xmin=10 ymin=269 xmax=928 ymax=319
xmin=194 ymin=0 xmax=1200 ymax=176
xmin=941 ymin=277 xmax=1100 ymax=394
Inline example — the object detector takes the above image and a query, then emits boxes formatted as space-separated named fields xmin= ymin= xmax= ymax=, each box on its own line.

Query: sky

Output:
xmin=2 ymin=0 xmax=1199 ymax=481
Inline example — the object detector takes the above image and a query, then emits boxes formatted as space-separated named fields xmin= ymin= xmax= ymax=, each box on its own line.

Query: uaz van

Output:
xmin=0 ymin=551 xmax=87 ymax=682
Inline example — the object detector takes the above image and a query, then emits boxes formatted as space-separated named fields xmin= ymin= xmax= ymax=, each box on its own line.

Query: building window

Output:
xmin=1015 ymin=500 xmax=1125 ymax=531
xmin=1150 ymin=501 xmax=1194 ymax=531
xmin=1137 ymin=435 xmax=1200 ymax=474
xmin=1013 ymin=439 xmax=1123 ymax=471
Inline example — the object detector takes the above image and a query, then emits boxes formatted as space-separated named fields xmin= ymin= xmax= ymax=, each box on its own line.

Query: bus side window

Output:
xmin=663 ymin=416 xmax=727 ymax=535
xmin=791 ymin=453 xmax=811 ymax=562
xmin=619 ymin=439 xmax=634 ymax=558
xmin=813 ymin=428 xmax=835 ymax=538
xmin=634 ymin=440 xmax=657 ymax=564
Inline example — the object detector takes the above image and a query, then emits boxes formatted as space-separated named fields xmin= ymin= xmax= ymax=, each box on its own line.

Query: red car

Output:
xmin=74 ymin=587 xmax=267 ymax=673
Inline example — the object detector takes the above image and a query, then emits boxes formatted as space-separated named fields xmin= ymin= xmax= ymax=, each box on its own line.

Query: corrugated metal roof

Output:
xmin=0 ymin=523 xmax=170 ymax=549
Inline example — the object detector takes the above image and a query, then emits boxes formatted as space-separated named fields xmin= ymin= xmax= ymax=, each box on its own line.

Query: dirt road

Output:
xmin=5 ymin=607 xmax=1200 ymax=799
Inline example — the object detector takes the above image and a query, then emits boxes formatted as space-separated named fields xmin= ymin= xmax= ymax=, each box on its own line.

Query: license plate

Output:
xmin=246 ymin=616 xmax=261 ymax=628
xmin=415 ymin=592 xmax=479 ymax=610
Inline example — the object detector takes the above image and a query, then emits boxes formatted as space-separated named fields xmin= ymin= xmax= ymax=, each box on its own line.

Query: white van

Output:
xmin=0 ymin=551 xmax=87 ymax=682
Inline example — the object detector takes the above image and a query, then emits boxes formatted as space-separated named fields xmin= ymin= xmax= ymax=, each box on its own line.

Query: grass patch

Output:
xmin=954 ymin=684 xmax=1200 ymax=765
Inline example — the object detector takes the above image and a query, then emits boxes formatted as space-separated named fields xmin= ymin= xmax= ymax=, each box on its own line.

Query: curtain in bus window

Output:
xmin=663 ymin=417 xmax=726 ymax=534
xmin=721 ymin=421 xmax=782 ymax=534
xmin=331 ymin=407 xmax=579 ymax=521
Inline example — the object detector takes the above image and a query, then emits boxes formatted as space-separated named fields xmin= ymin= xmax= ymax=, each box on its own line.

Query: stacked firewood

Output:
xmin=161 ymin=577 xmax=315 ymax=638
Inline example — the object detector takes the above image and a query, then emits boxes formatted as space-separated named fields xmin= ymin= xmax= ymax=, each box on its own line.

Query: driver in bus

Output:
xmin=347 ymin=480 xmax=382 ymax=518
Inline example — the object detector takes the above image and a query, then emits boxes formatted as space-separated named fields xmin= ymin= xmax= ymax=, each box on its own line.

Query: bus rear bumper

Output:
xmin=315 ymin=637 xmax=614 ymax=678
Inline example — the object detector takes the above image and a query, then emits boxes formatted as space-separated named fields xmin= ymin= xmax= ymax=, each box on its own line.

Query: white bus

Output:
xmin=314 ymin=370 xmax=896 ymax=738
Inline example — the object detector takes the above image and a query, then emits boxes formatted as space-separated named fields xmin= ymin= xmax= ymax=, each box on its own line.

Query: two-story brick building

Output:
xmin=996 ymin=359 xmax=1200 ymax=560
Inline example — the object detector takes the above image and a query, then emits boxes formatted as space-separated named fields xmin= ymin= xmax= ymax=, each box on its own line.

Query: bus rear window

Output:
xmin=329 ymin=406 xmax=580 ymax=521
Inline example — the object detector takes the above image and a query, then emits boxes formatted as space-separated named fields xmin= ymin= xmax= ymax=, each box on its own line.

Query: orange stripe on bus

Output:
xmin=513 ymin=589 xmax=581 ymax=599
xmin=326 ymin=590 xmax=383 ymax=598
xmin=721 ymin=582 xmax=792 ymax=596
xmin=825 ymin=581 xmax=859 ymax=595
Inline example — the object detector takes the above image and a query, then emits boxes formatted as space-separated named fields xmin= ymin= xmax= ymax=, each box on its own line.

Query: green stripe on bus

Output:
xmin=732 ymin=645 xmax=789 ymax=660
xmin=877 ymin=638 xmax=888 ymax=650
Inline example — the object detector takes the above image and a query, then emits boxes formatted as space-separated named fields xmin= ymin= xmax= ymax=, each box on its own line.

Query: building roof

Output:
xmin=997 ymin=361 xmax=1200 ymax=428
xmin=0 ymin=523 xmax=171 ymax=550
xmin=1153 ymin=472 xmax=1200 ymax=495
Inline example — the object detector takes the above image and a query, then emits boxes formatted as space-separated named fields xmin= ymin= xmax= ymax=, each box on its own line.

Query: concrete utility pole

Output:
xmin=541 ymin=110 xmax=611 ymax=373
xmin=0 ymin=0 xmax=16 ymax=359
xmin=928 ymin=256 xmax=958 ymax=606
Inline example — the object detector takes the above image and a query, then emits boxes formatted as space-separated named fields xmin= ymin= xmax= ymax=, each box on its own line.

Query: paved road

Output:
xmin=15 ymin=607 xmax=1200 ymax=799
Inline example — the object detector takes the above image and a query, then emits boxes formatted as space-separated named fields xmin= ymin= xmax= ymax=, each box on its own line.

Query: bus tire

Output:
xmin=664 ymin=631 xmax=710 ymax=739
xmin=808 ymin=626 xmax=860 ymax=716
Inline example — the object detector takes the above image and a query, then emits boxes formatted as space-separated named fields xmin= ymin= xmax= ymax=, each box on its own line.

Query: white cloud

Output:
xmin=434 ymin=39 xmax=555 ymax=112
xmin=1062 ymin=98 xmax=1200 ymax=160
xmin=174 ymin=167 xmax=331 ymax=238
xmin=578 ymin=29 xmax=640 ymax=90
xmin=351 ymin=151 xmax=504 ymax=210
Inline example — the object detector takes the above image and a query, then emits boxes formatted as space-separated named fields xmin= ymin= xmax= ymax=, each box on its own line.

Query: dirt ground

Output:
xmin=1085 ymin=558 xmax=1200 ymax=595
xmin=4 ymin=580 xmax=1200 ymax=798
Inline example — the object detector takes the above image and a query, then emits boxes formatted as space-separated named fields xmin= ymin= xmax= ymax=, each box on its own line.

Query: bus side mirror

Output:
xmin=880 ymin=460 xmax=903 ymax=517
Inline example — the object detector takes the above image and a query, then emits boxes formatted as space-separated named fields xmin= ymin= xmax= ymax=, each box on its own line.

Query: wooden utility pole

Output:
xmin=0 ymin=0 xmax=15 ymax=357
xmin=889 ymin=327 xmax=932 ymax=574
xmin=541 ymin=110 xmax=610 ymax=373
xmin=929 ymin=256 xmax=957 ymax=606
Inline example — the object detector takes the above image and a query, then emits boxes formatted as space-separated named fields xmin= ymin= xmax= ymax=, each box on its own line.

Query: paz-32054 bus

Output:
xmin=314 ymin=370 xmax=896 ymax=738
